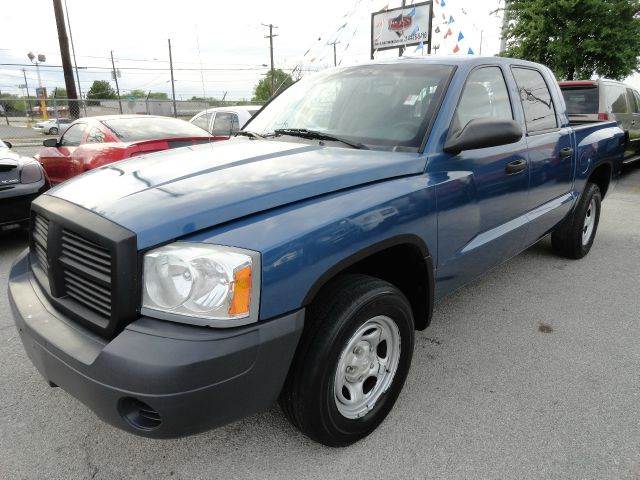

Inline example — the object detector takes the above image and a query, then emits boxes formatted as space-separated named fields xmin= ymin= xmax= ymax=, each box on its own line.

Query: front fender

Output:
xmin=184 ymin=175 xmax=439 ymax=320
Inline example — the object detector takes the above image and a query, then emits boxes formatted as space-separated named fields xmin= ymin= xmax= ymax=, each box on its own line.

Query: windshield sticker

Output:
xmin=404 ymin=94 xmax=419 ymax=106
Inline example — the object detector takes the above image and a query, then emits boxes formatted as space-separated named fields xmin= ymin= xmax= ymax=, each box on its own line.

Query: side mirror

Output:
xmin=4 ymin=141 xmax=12 ymax=149
xmin=43 ymin=138 xmax=58 ymax=147
xmin=444 ymin=118 xmax=523 ymax=155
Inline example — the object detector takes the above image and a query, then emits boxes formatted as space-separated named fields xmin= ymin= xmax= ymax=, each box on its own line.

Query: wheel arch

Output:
xmin=587 ymin=161 xmax=612 ymax=198
xmin=302 ymin=234 xmax=435 ymax=330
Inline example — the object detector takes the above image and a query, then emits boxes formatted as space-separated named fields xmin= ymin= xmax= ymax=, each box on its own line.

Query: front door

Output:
xmin=38 ymin=123 xmax=87 ymax=184
xmin=435 ymin=65 xmax=530 ymax=296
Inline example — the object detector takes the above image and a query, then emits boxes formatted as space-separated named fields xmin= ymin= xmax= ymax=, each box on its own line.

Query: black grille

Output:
xmin=61 ymin=230 xmax=113 ymax=319
xmin=29 ymin=195 xmax=138 ymax=338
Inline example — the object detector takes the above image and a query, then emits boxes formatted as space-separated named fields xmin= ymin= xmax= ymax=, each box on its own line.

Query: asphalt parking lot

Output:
xmin=1 ymin=165 xmax=639 ymax=480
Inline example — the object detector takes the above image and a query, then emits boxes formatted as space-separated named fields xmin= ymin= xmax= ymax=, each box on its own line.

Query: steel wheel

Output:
xmin=334 ymin=315 xmax=401 ymax=419
xmin=582 ymin=197 xmax=597 ymax=246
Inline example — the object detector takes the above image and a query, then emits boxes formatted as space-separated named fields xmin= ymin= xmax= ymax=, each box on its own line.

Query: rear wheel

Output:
xmin=49 ymin=127 xmax=58 ymax=135
xmin=280 ymin=274 xmax=415 ymax=447
xmin=551 ymin=183 xmax=602 ymax=259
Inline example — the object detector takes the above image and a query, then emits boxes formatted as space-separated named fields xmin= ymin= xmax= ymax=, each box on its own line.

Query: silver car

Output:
xmin=32 ymin=118 xmax=72 ymax=136
xmin=560 ymin=79 xmax=640 ymax=164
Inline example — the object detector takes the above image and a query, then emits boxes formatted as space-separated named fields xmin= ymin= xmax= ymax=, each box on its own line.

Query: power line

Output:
xmin=0 ymin=63 xmax=268 ymax=72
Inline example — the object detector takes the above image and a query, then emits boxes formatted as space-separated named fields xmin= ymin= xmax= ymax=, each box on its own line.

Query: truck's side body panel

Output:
xmin=185 ymin=174 xmax=439 ymax=320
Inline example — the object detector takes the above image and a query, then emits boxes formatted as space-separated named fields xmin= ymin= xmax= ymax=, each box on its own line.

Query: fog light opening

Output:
xmin=118 ymin=397 xmax=162 ymax=431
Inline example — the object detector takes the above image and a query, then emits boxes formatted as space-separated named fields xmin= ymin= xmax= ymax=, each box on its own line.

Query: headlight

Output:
xmin=20 ymin=162 xmax=43 ymax=184
xmin=141 ymin=243 xmax=260 ymax=327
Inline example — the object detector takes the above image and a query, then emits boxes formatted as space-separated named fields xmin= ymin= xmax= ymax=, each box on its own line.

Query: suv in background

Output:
xmin=189 ymin=106 xmax=260 ymax=140
xmin=32 ymin=118 xmax=72 ymax=136
xmin=560 ymin=79 xmax=640 ymax=164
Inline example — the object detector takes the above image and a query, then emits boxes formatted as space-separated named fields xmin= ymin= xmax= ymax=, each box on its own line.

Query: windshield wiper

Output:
xmin=235 ymin=130 xmax=265 ymax=139
xmin=274 ymin=128 xmax=368 ymax=150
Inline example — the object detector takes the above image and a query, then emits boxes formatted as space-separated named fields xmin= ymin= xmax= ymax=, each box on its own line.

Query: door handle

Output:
xmin=505 ymin=158 xmax=527 ymax=174
xmin=559 ymin=147 xmax=574 ymax=158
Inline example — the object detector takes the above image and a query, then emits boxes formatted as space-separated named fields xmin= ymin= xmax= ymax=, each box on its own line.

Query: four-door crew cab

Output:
xmin=9 ymin=57 xmax=624 ymax=447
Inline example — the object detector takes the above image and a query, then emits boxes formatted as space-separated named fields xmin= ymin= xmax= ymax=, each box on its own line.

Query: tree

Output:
xmin=252 ymin=69 xmax=294 ymax=102
xmin=86 ymin=80 xmax=117 ymax=103
xmin=503 ymin=0 xmax=640 ymax=80
xmin=126 ymin=89 xmax=147 ymax=99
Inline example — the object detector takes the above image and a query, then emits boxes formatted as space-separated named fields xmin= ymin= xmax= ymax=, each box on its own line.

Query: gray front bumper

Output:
xmin=9 ymin=250 xmax=304 ymax=438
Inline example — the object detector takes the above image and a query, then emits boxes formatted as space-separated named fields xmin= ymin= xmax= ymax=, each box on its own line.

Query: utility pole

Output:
xmin=398 ymin=0 xmax=406 ymax=57
xmin=262 ymin=24 xmax=278 ymax=96
xmin=52 ymin=0 xmax=79 ymax=119
xmin=110 ymin=50 xmax=122 ymax=114
xmin=63 ymin=0 xmax=85 ymax=116
xmin=328 ymin=40 xmax=340 ymax=66
xmin=500 ymin=0 xmax=510 ymax=54
xmin=22 ymin=69 xmax=32 ymax=118
xmin=168 ymin=38 xmax=177 ymax=118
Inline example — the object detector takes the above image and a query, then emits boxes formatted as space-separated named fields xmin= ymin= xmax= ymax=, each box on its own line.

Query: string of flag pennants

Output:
xmin=431 ymin=0 xmax=479 ymax=55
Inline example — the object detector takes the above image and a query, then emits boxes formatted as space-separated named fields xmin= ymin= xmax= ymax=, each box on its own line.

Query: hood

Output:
xmin=48 ymin=138 xmax=426 ymax=249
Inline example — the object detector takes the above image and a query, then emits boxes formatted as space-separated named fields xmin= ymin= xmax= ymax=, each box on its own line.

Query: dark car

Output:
xmin=0 ymin=139 xmax=49 ymax=232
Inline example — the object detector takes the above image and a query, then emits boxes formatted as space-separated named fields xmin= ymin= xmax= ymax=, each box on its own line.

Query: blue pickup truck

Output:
xmin=9 ymin=57 xmax=624 ymax=446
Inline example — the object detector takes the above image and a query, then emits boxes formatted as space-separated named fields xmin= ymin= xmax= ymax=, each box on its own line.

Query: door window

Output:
xmin=512 ymin=67 xmax=557 ymax=133
xmin=191 ymin=113 xmax=211 ymax=132
xmin=59 ymin=123 xmax=86 ymax=147
xmin=452 ymin=66 xmax=513 ymax=135
xmin=211 ymin=112 xmax=239 ymax=135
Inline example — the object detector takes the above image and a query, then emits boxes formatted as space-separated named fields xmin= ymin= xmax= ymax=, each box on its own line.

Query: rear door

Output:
xmin=511 ymin=66 xmax=575 ymax=244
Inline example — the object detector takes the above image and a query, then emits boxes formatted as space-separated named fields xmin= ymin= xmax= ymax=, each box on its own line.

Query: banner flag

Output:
xmin=468 ymin=47 xmax=474 ymax=54
xmin=453 ymin=44 xmax=460 ymax=53
xmin=458 ymin=32 xmax=464 ymax=41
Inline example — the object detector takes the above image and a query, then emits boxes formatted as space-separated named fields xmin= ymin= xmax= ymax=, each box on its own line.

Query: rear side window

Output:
xmin=452 ymin=66 xmax=513 ymax=134
xmin=512 ymin=67 xmax=557 ymax=133
xmin=605 ymin=84 xmax=628 ymax=114
xmin=561 ymin=86 xmax=598 ymax=114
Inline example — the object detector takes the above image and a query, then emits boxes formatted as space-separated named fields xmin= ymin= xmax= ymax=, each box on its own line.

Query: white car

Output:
xmin=188 ymin=106 xmax=261 ymax=138
xmin=32 ymin=118 xmax=72 ymax=135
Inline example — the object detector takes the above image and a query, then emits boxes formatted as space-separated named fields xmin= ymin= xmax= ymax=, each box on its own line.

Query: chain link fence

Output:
xmin=0 ymin=97 xmax=263 ymax=141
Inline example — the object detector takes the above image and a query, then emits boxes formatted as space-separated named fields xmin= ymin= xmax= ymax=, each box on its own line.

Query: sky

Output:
xmin=0 ymin=0 xmax=505 ymax=101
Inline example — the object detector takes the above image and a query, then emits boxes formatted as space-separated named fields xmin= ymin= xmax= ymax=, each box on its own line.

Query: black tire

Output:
xmin=551 ymin=183 xmax=602 ymax=259
xmin=49 ymin=127 xmax=58 ymax=135
xmin=279 ymin=274 xmax=415 ymax=447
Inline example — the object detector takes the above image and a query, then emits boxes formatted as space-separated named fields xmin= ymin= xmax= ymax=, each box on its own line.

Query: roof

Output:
xmin=357 ymin=55 xmax=549 ymax=70
xmin=196 ymin=105 xmax=262 ymax=115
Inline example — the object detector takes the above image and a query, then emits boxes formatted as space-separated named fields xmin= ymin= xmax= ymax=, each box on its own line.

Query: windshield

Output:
xmin=101 ymin=117 xmax=209 ymax=142
xmin=246 ymin=63 xmax=454 ymax=151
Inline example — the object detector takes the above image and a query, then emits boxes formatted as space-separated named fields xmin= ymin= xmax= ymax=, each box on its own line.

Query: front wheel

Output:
xmin=551 ymin=183 xmax=602 ymax=259
xmin=279 ymin=274 xmax=415 ymax=447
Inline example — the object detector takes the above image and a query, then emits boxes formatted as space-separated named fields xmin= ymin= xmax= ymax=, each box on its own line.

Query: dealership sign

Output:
xmin=371 ymin=1 xmax=433 ymax=53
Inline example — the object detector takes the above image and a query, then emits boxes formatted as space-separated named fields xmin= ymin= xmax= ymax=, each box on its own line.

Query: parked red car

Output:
xmin=36 ymin=115 xmax=215 ymax=184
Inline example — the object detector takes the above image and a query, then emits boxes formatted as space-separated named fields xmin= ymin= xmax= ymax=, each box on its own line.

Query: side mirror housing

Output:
xmin=4 ymin=141 xmax=12 ymax=149
xmin=444 ymin=118 xmax=523 ymax=155
xmin=43 ymin=138 xmax=58 ymax=148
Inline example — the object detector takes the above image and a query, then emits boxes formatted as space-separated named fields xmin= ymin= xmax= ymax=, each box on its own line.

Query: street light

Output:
xmin=28 ymin=51 xmax=48 ymax=120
